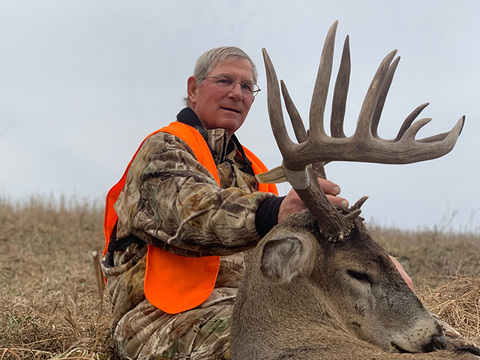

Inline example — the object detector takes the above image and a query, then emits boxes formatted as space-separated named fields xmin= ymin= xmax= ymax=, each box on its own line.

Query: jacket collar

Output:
xmin=176 ymin=107 xmax=253 ymax=174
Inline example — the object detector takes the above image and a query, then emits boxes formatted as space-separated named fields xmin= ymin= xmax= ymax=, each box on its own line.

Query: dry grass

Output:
xmin=0 ymin=195 xmax=479 ymax=358
xmin=420 ymin=277 xmax=480 ymax=343
xmin=370 ymin=225 xmax=480 ymax=287
xmin=0 ymin=195 xmax=115 ymax=359
xmin=371 ymin=224 xmax=480 ymax=345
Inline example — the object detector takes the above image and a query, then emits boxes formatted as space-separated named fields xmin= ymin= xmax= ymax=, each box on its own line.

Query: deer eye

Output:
xmin=348 ymin=270 xmax=371 ymax=283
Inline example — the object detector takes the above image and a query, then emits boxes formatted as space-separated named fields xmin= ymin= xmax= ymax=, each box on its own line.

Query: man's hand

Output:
xmin=277 ymin=178 xmax=348 ymax=223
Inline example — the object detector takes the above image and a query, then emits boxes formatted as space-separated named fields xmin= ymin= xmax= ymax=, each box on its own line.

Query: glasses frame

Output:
xmin=203 ymin=75 xmax=261 ymax=98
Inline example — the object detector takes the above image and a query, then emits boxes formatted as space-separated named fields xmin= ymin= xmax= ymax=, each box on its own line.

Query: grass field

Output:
xmin=1 ymin=195 xmax=479 ymax=359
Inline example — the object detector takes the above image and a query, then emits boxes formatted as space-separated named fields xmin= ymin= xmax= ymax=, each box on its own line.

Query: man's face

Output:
xmin=187 ymin=58 xmax=255 ymax=138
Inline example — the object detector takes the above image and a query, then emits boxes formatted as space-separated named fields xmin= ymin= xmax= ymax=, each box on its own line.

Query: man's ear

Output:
xmin=187 ymin=76 xmax=198 ymax=106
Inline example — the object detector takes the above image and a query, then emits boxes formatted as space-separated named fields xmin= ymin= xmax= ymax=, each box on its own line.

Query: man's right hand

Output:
xmin=277 ymin=178 xmax=348 ymax=223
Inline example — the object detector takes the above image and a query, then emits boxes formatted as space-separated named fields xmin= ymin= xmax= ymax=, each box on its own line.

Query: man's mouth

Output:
xmin=221 ymin=107 xmax=240 ymax=114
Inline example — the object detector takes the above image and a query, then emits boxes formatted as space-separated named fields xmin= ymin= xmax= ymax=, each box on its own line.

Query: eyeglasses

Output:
xmin=203 ymin=75 xmax=261 ymax=98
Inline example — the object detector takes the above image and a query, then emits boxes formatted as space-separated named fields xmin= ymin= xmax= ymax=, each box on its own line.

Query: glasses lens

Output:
xmin=216 ymin=77 xmax=234 ymax=89
xmin=241 ymin=83 xmax=254 ymax=96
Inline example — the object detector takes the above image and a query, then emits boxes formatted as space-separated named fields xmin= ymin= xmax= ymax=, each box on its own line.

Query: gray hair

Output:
xmin=193 ymin=46 xmax=258 ymax=84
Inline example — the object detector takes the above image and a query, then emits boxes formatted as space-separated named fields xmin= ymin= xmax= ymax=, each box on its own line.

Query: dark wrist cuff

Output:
xmin=255 ymin=196 xmax=285 ymax=237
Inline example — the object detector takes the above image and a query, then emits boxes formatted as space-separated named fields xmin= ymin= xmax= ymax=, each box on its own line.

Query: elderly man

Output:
xmin=103 ymin=46 xmax=418 ymax=359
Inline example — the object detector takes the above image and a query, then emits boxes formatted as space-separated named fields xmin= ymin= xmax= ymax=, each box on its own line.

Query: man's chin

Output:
xmin=217 ymin=118 xmax=245 ymax=135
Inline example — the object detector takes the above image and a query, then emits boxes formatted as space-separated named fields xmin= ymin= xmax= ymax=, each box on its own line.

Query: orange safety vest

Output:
xmin=103 ymin=121 xmax=278 ymax=314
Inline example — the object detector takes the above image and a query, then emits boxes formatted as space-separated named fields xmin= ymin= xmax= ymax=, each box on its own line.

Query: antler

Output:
xmin=260 ymin=21 xmax=465 ymax=241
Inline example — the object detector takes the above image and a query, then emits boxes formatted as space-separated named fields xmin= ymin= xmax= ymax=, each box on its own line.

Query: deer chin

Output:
xmin=390 ymin=342 xmax=412 ymax=353
xmin=357 ymin=336 xmax=429 ymax=354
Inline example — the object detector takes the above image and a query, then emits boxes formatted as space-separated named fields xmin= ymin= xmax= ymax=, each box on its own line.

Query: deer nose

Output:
xmin=424 ymin=332 xmax=447 ymax=352
xmin=432 ymin=333 xmax=447 ymax=350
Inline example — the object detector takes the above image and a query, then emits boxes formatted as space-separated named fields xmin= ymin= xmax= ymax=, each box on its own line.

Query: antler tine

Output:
xmin=354 ymin=49 xmax=398 ymax=140
xmin=309 ymin=21 xmax=338 ymax=139
xmin=394 ymin=103 xmax=430 ymax=141
xmin=393 ymin=104 xmax=465 ymax=147
xmin=394 ymin=106 xmax=464 ymax=153
xmin=369 ymin=70 xmax=464 ymax=150
xmin=357 ymin=55 xmax=464 ymax=151
xmin=262 ymin=48 xmax=297 ymax=166
xmin=281 ymin=80 xmax=307 ymax=143
xmin=282 ymin=80 xmax=328 ymax=179
xmin=417 ymin=124 xmax=464 ymax=143
xmin=278 ymin=21 xmax=340 ymax=178
xmin=371 ymin=56 xmax=400 ymax=139
xmin=401 ymin=116 xmax=465 ymax=153
xmin=331 ymin=35 xmax=351 ymax=139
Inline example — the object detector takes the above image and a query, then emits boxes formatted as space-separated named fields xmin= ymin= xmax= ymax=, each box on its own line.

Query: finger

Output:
xmin=326 ymin=194 xmax=349 ymax=208
xmin=318 ymin=178 xmax=341 ymax=196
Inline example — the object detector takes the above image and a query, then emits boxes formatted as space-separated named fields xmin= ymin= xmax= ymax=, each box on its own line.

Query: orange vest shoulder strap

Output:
xmin=144 ymin=122 xmax=221 ymax=314
xmin=160 ymin=121 xmax=220 ymax=183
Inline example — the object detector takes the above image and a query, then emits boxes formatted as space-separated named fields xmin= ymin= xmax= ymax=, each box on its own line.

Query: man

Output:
xmin=101 ymin=46 xmax=412 ymax=360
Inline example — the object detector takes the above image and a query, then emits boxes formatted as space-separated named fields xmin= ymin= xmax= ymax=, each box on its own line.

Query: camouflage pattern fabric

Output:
xmin=101 ymin=127 xmax=275 ymax=359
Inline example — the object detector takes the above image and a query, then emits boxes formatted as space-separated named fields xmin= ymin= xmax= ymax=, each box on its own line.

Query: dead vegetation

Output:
xmin=370 ymin=224 xmax=480 ymax=344
xmin=0 ymin=195 xmax=479 ymax=359
xmin=0 ymin=195 xmax=114 ymax=359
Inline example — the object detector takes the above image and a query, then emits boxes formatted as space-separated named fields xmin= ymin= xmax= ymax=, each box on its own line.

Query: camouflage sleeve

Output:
xmin=114 ymin=131 xmax=275 ymax=257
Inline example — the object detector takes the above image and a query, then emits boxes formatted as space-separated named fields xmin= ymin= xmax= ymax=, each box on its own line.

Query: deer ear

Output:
xmin=260 ymin=235 xmax=314 ymax=284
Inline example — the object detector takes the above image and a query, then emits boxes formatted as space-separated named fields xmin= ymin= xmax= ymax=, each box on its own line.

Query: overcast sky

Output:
xmin=1 ymin=0 xmax=479 ymax=232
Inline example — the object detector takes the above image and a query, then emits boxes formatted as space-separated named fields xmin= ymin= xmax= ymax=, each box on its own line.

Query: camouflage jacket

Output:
xmin=102 ymin=108 xmax=280 ymax=322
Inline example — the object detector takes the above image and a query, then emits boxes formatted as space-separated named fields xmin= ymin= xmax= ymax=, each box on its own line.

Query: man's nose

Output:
xmin=228 ymin=83 xmax=244 ymax=100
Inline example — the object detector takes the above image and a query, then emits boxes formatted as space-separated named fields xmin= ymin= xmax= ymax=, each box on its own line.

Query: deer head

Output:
xmin=231 ymin=22 xmax=470 ymax=359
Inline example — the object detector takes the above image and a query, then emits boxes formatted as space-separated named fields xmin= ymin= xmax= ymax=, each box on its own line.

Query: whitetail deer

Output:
xmin=230 ymin=22 xmax=479 ymax=359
